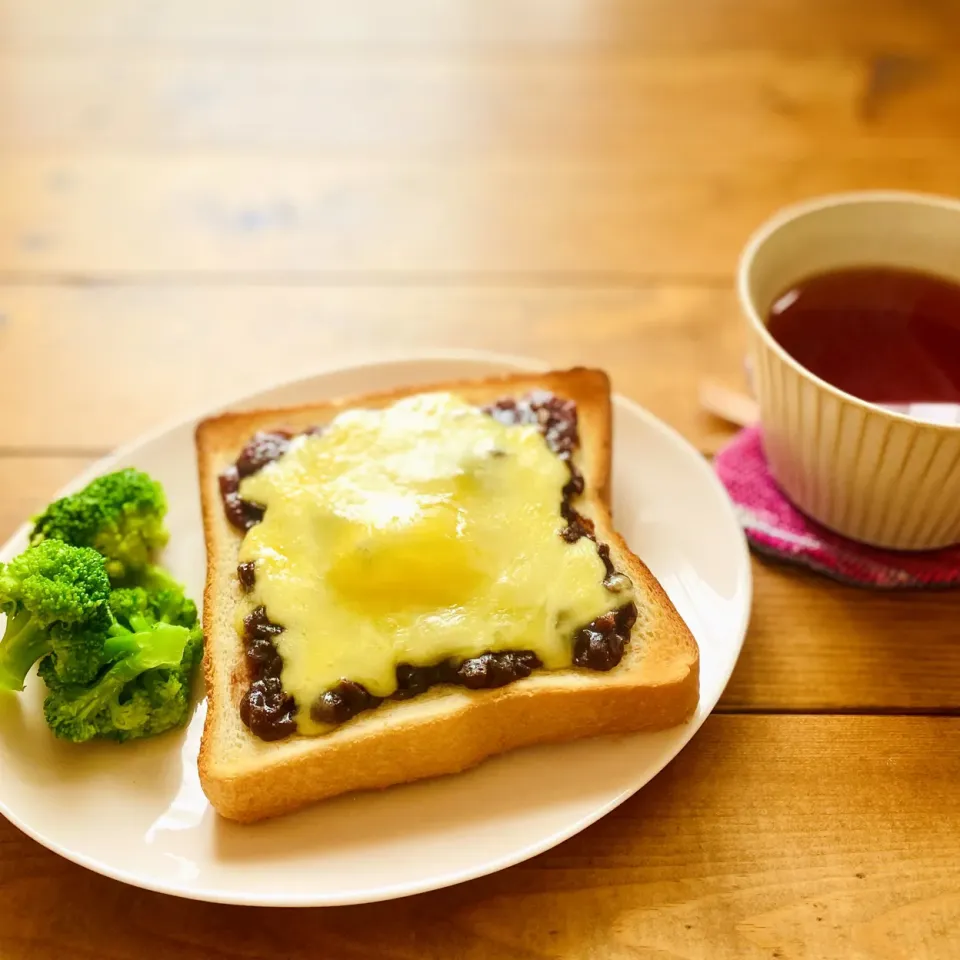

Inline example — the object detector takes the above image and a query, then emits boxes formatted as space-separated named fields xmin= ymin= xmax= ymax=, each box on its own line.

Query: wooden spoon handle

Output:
xmin=699 ymin=380 xmax=759 ymax=428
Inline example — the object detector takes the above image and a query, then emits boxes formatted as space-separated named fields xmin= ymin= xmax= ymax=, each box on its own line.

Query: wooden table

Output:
xmin=1 ymin=2 xmax=959 ymax=957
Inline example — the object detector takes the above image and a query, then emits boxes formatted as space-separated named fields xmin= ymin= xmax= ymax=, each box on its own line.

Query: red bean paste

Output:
xmin=219 ymin=394 xmax=639 ymax=740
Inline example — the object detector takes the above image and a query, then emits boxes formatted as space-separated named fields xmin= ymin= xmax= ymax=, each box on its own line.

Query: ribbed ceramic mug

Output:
xmin=738 ymin=191 xmax=960 ymax=551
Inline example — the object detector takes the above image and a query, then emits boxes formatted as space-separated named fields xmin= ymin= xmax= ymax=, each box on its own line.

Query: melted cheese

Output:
xmin=238 ymin=392 xmax=618 ymax=735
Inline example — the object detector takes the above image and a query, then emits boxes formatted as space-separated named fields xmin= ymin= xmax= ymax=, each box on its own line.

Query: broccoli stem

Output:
xmin=0 ymin=610 xmax=52 ymax=691
xmin=50 ymin=623 xmax=190 ymax=723
xmin=127 ymin=614 xmax=153 ymax=635
xmin=102 ymin=622 xmax=191 ymax=669
xmin=55 ymin=660 xmax=138 ymax=724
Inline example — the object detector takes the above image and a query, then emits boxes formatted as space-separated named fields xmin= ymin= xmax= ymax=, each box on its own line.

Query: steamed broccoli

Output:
xmin=8 ymin=468 xmax=204 ymax=742
xmin=42 ymin=575 xmax=203 ymax=742
xmin=43 ymin=620 xmax=197 ymax=743
xmin=0 ymin=541 xmax=111 ymax=691
xmin=43 ymin=605 xmax=117 ymax=687
xmin=109 ymin=583 xmax=198 ymax=631
xmin=16 ymin=574 xmax=197 ymax=694
xmin=128 ymin=562 xmax=184 ymax=592
xmin=30 ymin=469 xmax=169 ymax=582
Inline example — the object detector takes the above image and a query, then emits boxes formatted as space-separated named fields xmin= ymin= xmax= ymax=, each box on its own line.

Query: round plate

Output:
xmin=0 ymin=352 xmax=751 ymax=906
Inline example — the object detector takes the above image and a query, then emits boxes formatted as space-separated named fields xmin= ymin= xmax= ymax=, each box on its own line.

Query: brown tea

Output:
xmin=766 ymin=266 xmax=960 ymax=404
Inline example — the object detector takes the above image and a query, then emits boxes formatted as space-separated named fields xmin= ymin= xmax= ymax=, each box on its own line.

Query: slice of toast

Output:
xmin=195 ymin=368 xmax=699 ymax=822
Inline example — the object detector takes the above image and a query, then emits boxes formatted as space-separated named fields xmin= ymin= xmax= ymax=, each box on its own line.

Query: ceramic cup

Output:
xmin=738 ymin=190 xmax=960 ymax=550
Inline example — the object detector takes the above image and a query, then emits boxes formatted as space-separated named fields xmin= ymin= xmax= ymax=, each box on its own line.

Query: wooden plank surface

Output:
xmin=0 ymin=285 xmax=743 ymax=451
xmin=1 ymin=716 xmax=957 ymax=960
xmin=1 ymin=54 xmax=957 ymax=153
xmin=4 ymin=154 xmax=960 ymax=279
xmin=725 ymin=562 xmax=960 ymax=712
xmin=1 ymin=0 xmax=959 ymax=955
xmin=0 ymin=457 xmax=95 ymax=537
xmin=0 ymin=0 xmax=955 ymax=54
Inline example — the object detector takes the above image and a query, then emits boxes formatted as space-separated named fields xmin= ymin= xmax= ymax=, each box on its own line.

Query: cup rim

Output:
xmin=737 ymin=189 xmax=960 ymax=433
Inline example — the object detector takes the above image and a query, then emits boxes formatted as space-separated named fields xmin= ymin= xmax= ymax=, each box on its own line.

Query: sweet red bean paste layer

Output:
xmin=219 ymin=392 xmax=638 ymax=741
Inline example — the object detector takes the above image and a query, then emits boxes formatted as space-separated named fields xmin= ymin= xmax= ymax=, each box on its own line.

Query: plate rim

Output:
xmin=0 ymin=349 xmax=752 ymax=906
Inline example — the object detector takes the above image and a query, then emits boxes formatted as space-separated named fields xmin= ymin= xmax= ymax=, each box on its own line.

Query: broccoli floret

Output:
xmin=182 ymin=624 xmax=204 ymax=677
xmin=108 ymin=632 xmax=201 ymax=740
xmin=30 ymin=469 xmax=169 ymax=582
xmin=44 ymin=605 xmax=116 ymax=686
xmin=108 ymin=671 xmax=188 ymax=740
xmin=157 ymin=589 xmax=199 ymax=629
xmin=129 ymin=563 xmax=181 ymax=591
xmin=44 ymin=621 xmax=195 ymax=743
xmin=35 ymin=582 xmax=196 ymax=692
xmin=109 ymin=583 xmax=198 ymax=631
xmin=38 ymin=584 xmax=202 ymax=702
xmin=0 ymin=541 xmax=111 ymax=691
xmin=16 ymin=470 xmax=204 ymax=740
xmin=127 ymin=563 xmax=199 ymax=619
xmin=105 ymin=587 xmax=150 ymax=627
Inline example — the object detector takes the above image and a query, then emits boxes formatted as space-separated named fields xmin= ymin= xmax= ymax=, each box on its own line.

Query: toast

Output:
xmin=196 ymin=368 xmax=699 ymax=822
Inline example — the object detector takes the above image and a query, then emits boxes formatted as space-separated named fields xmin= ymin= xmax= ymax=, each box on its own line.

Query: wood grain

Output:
xmin=0 ymin=53 xmax=955 ymax=153
xmin=1 ymin=0 xmax=958 ymax=954
xmin=724 ymin=561 xmax=960 ymax=712
xmin=0 ymin=0 xmax=955 ymax=55
xmin=0 ymin=285 xmax=745 ymax=452
xmin=0 ymin=457 xmax=96 ymax=542
xmin=1 ymin=716 xmax=957 ymax=960
xmin=3 ymin=153 xmax=960 ymax=279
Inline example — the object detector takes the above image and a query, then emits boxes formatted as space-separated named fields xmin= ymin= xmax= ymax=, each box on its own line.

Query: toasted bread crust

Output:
xmin=196 ymin=368 xmax=698 ymax=822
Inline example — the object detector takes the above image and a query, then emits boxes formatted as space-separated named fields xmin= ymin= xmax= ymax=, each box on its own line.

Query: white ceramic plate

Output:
xmin=0 ymin=352 xmax=751 ymax=907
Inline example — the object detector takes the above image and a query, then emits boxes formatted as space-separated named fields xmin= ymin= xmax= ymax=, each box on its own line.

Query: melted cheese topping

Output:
xmin=238 ymin=392 xmax=617 ymax=735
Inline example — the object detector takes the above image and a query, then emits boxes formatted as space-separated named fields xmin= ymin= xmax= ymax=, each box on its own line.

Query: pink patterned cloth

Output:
xmin=713 ymin=425 xmax=960 ymax=589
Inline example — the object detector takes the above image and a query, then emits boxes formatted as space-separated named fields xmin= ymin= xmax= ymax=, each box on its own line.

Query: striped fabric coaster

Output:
xmin=713 ymin=425 xmax=960 ymax=589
